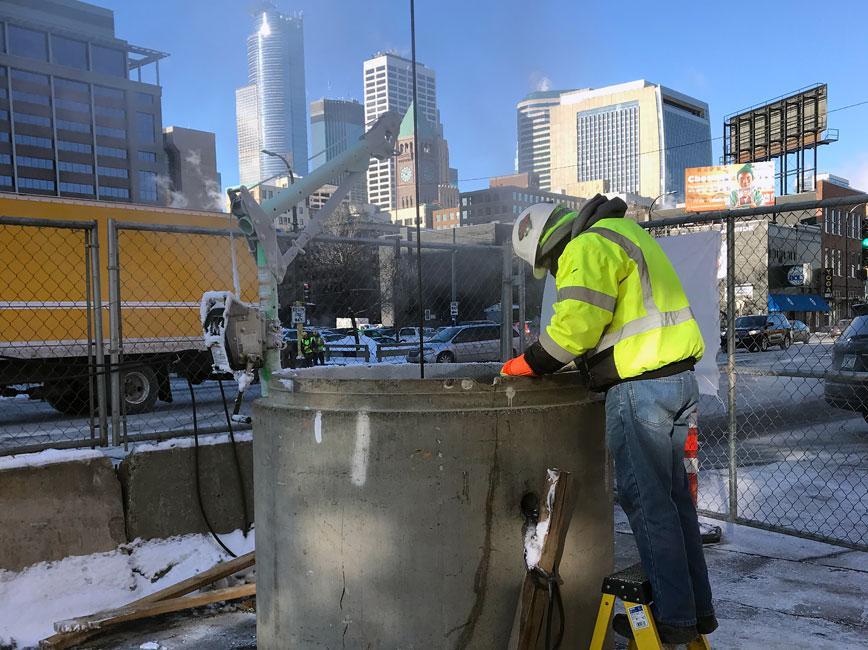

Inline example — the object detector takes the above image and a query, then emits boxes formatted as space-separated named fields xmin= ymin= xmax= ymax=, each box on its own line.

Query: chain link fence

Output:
xmin=646 ymin=193 xmax=868 ymax=550
xmin=0 ymin=216 xmax=105 ymax=455
xmin=2 ymin=198 xmax=866 ymax=550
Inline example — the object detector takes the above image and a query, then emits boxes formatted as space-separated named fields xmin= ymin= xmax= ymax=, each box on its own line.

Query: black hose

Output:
xmin=187 ymin=377 xmax=237 ymax=558
xmin=218 ymin=377 xmax=252 ymax=536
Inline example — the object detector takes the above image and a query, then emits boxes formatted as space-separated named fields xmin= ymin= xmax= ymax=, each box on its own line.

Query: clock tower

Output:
xmin=395 ymin=103 xmax=448 ymax=211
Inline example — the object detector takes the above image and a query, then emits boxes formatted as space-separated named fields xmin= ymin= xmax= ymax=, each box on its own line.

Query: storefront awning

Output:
xmin=768 ymin=293 xmax=831 ymax=313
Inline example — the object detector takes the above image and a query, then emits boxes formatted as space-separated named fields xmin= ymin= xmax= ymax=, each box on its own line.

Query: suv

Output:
xmin=825 ymin=315 xmax=868 ymax=421
xmin=407 ymin=323 xmax=519 ymax=363
xmin=397 ymin=326 xmax=436 ymax=342
xmin=723 ymin=314 xmax=792 ymax=352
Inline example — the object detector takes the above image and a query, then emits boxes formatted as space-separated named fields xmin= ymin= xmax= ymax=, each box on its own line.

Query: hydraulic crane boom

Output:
xmin=212 ymin=111 xmax=401 ymax=394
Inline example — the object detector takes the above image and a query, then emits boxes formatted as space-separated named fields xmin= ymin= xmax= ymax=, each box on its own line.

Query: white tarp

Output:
xmin=539 ymin=229 xmax=721 ymax=395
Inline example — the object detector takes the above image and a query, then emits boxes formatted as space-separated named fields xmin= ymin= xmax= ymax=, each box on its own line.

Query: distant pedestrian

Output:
xmin=301 ymin=331 xmax=316 ymax=368
xmin=313 ymin=331 xmax=326 ymax=366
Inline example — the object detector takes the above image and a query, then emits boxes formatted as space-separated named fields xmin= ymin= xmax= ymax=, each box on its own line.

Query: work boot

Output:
xmin=697 ymin=613 xmax=719 ymax=634
xmin=612 ymin=614 xmax=699 ymax=644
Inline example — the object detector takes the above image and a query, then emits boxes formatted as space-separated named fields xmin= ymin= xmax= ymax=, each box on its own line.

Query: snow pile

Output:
xmin=0 ymin=448 xmax=104 ymax=472
xmin=523 ymin=469 xmax=559 ymax=570
xmin=0 ymin=529 xmax=254 ymax=649
xmin=130 ymin=431 xmax=253 ymax=454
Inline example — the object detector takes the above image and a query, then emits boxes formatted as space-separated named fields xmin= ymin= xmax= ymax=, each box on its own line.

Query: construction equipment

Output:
xmin=221 ymin=111 xmax=401 ymax=396
xmin=589 ymin=562 xmax=712 ymax=650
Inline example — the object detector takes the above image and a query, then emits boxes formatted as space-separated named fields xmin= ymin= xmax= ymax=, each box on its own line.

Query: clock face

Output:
xmin=400 ymin=166 xmax=413 ymax=183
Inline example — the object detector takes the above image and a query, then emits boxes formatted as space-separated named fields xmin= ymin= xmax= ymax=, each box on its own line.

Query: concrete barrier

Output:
xmin=117 ymin=438 xmax=253 ymax=541
xmin=0 ymin=452 xmax=126 ymax=571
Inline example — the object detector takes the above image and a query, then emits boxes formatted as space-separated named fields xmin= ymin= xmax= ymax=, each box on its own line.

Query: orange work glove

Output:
xmin=500 ymin=354 xmax=537 ymax=377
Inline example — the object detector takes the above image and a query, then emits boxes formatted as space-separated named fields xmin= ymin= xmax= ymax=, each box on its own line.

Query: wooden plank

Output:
xmin=508 ymin=469 xmax=576 ymax=650
xmin=55 ymin=583 xmax=256 ymax=634
xmin=41 ymin=551 xmax=255 ymax=648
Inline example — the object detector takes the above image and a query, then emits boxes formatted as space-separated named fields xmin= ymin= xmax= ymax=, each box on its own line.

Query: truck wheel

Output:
xmin=121 ymin=366 xmax=159 ymax=414
xmin=44 ymin=379 xmax=90 ymax=416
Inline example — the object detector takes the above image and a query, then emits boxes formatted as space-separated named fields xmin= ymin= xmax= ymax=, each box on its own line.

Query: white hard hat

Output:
xmin=512 ymin=203 xmax=561 ymax=279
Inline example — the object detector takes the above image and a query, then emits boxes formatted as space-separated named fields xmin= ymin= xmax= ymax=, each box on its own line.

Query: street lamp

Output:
xmin=262 ymin=149 xmax=298 ymax=232
xmin=648 ymin=191 xmax=676 ymax=219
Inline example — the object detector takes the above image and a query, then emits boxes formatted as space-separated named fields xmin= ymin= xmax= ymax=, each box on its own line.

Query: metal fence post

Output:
xmin=501 ymin=243 xmax=513 ymax=361
xmin=726 ymin=213 xmax=738 ymax=522
xmin=107 ymin=219 xmax=123 ymax=447
xmin=518 ymin=261 xmax=527 ymax=353
xmin=88 ymin=225 xmax=109 ymax=447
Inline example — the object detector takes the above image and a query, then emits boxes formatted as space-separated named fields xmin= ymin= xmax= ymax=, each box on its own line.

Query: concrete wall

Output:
xmin=0 ymin=440 xmax=253 ymax=571
xmin=0 ymin=455 xmax=126 ymax=572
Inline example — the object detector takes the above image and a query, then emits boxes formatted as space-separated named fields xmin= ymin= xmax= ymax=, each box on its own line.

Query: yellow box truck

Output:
xmin=0 ymin=193 xmax=257 ymax=414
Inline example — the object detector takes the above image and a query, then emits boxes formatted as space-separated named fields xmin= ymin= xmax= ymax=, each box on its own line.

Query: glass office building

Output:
xmin=236 ymin=5 xmax=308 ymax=187
xmin=516 ymin=90 xmax=574 ymax=192
xmin=0 ymin=0 xmax=167 ymax=203
xmin=310 ymin=98 xmax=365 ymax=203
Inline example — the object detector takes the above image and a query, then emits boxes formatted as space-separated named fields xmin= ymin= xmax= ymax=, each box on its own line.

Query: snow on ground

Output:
xmin=129 ymin=431 xmax=253 ymax=455
xmin=0 ymin=529 xmax=254 ymax=649
xmin=0 ymin=447 xmax=104 ymax=471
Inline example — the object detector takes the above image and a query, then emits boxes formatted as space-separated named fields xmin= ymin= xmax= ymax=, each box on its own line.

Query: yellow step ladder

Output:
xmin=589 ymin=562 xmax=712 ymax=649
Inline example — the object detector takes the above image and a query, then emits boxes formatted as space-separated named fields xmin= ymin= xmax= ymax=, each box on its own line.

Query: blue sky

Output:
xmin=103 ymin=0 xmax=868 ymax=193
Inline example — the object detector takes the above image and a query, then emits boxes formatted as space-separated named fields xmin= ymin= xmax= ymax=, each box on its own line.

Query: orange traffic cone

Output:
xmin=684 ymin=408 xmax=722 ymax=545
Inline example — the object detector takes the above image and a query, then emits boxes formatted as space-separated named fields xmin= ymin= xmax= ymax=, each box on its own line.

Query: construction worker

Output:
xmin=502 ymin=194 xmax=717 ymax=645
xmin=313 ymin=331 xmax=326 ymax=366
xmin=300 ymin=330 xmax=316 ymax=368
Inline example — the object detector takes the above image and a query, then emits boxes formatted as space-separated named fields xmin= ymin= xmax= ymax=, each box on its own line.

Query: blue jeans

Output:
xmin=605 ymin=371 xmax=714 ymax=628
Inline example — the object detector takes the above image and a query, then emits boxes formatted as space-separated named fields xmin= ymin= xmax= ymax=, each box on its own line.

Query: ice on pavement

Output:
xmin=0 ymin=529 xmax=254 ymax=649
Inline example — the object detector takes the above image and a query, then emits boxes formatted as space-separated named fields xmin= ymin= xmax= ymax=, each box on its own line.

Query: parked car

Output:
xmin=790 ymin=320 xmax=811 ymax=344
xmin=721 ymin=314 xmax=792 ymax=352
xmin=397 ymin=326 xmax=436 ymax=342
xmin=407 ymin=323 xmax=520 ymax=363
xmin=829 ymin=318 xmax=852 ymax=339
xmin=824 ymin=315 xmax=868 ymax=421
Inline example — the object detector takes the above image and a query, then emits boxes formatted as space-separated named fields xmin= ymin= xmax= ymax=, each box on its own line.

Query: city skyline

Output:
xmin=99 ymin=0 xmax=868 ymax=197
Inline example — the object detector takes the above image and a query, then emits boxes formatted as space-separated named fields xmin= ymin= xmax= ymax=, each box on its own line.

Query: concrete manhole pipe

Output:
xmin=253 ymin=363 xmax=612 ymax=648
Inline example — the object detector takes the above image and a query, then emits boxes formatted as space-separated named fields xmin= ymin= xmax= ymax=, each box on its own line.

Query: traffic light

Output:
xmin=862 ymin=235 xmax=868 ymax=268
xmin=303 ymin=282 xmax=311 ymax=303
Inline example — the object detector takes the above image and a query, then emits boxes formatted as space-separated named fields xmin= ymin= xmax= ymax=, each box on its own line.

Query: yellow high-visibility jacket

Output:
xmin=538 ymin=217 xmax=704 ymax=389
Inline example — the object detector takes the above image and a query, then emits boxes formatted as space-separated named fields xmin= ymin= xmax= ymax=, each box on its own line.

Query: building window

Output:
xmin=15 ymin=133 xmax=51 ymax=148
xmin=98 ymin=165 xmax=128 ymax=179
xmin=99 ymin=185 xmax=129 ymax=199
xmin=93 ymin=85 xmax=124 ymax=101
xmin=18 ymin=177 xmax=55 ymax=191
xmin=11 ymin=69 xmax=49 ymax=86
xmin=0 ymin=153 xmax=10 ymax=164
xmin=58 ymin=140 xmax=92 ymax=154
xmin=96 ymin=125 xmax=126 ymax=139
xmin=51 ymin=35 xmax=88 ymax=70
xmin=17 ymin=155 xmax=53 ymax=169
xmin=55 ymin=77 xmax=89 ymax=95
xmin=138 ymin=170 xmax=157 ymax=202
xmin=13 ymin=112 xmax=51 ymax=127
xmin=0 ymin=175 xmax=11 ymax=186
xmin=55 ymin=97 xmax=90 ymax=114
xmin=97 ymin=145 xmax=126 ymax=159
xmin=60 ymin=181 xmax=94 ymax=194
xmin=58 ymin=160 xmax=93 ymax=174
xmin=57 ymin=118 xmax=91 ymax=133
xmin=91 ymin=45 xmax=126 ymax=78
xmin=7 ymin=25 xmax=48 ymax=61
xmin=95 ymin=105 xmax=125 ymax=119
xmin=137 ymin=150 xmax=157 ymax=163
xmin=136 ymin=112 xmax=155 ymax=144
xmin=12 ymin=89 xmax=50 ymax=105
xmin=136 ymin=92 xmax=154 ymax=104
xmin=0 ymin=132 xmax=9 ymax=142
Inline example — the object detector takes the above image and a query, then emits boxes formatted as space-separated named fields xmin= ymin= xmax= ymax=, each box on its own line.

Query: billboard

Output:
xmin=725 ymin=84 xmax=828 ymax=163
xmin=685 ymin=162 xmax=775 ymax=212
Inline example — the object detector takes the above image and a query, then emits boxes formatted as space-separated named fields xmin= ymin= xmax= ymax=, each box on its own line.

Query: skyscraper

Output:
xmin=0 ymin=0 xmax=168 ymax=203
xmin=363 ymin=52 xmax=436 ymax=209
xmin=549 ymin=80 xmax=711 ymax=201
xmin=516 ymin=89 xmax=578 ymax=192
xmin=310 ymin=98 xmax=365 ymax=203
xmin=236 ymin=3 xmax=307 ymax=188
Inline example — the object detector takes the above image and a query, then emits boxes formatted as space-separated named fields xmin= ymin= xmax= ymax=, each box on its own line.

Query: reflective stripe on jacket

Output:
xmin=539 ymin=217 xmax=704 ymax=388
